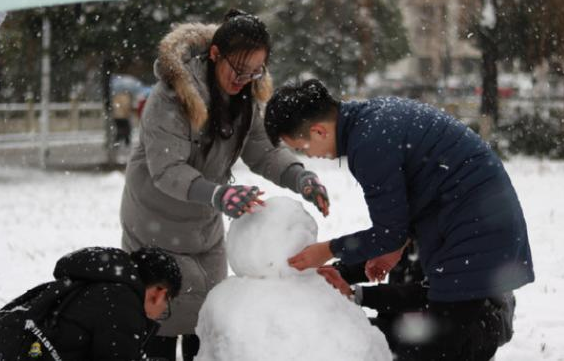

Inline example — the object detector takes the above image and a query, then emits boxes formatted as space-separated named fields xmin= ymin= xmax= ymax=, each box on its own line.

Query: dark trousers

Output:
xmin=144 ymin=334 xmax=200 ymax=361
xmin=392 ymin=298 xmax=503 ymax=361
xmin=114 ymin=118 xmax=131 ymax=146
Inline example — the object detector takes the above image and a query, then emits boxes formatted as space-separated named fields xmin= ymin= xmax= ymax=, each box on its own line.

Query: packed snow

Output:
xmin=196 ymin=196 xmax=392 ymax=360
xmin=196 ymin=276 xmax=392 ymax=361
xmin=0 ymin=156 xmax=563 ymax=360
xmin=226 ymin=196 xmax=318 ymax=278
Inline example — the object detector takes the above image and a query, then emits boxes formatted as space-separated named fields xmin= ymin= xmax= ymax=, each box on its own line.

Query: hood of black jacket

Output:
xmin=53 ymin=247 xmax=145 ymax=299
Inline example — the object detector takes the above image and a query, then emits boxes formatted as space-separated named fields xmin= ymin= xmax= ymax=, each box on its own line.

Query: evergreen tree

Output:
xmin=1 ymin=0 xmax=409 ymax=100
xmin=0 ymin=0 xmax=263 ymax=102
xmin=267 ymin=0 xmax=409 ymax=95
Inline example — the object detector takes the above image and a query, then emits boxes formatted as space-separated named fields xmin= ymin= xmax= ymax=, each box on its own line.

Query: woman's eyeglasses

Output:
xmin=221 ymin=55 xmax=265 ymax=85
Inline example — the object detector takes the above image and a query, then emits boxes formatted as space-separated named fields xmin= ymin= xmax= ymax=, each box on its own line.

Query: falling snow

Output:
xmin=0 ymin=157 xmax=563 ymax=360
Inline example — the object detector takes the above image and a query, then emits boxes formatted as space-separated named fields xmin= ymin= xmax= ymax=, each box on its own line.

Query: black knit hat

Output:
xmin=130 ymin=247 xmax=182 ymax=299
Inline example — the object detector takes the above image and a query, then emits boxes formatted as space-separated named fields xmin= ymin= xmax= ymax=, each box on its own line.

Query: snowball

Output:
xmin=195 ymin=276 xmax=392 ymax=361
xmin=226 ymin=197 xmax=318 ymax=278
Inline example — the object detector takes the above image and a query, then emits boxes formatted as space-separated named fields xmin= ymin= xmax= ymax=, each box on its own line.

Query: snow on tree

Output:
xmin=267 ymin=0 xmax=409 ymax=95
xmin=480 ymin=0 xmax=496 ymax=29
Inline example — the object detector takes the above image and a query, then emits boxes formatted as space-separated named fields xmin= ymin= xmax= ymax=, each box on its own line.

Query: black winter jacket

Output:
xmin=26 ymin=247 xmax=157 ymax=361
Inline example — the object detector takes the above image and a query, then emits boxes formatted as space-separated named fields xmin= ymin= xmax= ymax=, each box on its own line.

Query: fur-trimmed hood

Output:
xmin=156 ymin=22 xmax=273 ymax=130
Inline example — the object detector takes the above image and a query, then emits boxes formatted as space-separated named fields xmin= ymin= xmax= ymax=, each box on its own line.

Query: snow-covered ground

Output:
xmin=0 ymin=156 xmax=563 ymax=360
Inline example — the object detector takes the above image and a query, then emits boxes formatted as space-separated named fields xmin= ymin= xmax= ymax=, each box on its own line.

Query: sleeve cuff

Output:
xmin=329 ymin=238 xmax=345 ymax=260
xmin=279 ymin=163 xmax=305 ymax=193
xmin=187 ymin=177 xmax=219 ymax=205
xmin=353 ymin=285 xmax=364 ymax=305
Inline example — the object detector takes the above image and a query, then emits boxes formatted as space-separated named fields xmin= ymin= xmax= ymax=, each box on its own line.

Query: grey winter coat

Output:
xmin=120 ymin=23 xmax=301 ymax=336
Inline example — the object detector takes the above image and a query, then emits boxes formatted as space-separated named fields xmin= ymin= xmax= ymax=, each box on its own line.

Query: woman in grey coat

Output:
xmin=120 ymin=9 xmax=329 ymax=360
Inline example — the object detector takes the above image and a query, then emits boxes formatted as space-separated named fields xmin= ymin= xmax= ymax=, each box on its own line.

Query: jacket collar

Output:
xmin=336 ymin=101 xmax=358 ymax=157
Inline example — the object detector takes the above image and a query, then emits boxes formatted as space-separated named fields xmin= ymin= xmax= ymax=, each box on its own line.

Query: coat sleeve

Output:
xmin=330 ymin=139 xmax=410 ymax=264
xmin=240 ymin=103 xmax=303 ymax=188
xmin=360 ymin=283 xmax=428 ymax=313
xmin=89 ymin=286 xmax=148 ymax=361
xmin=333 ymin=261 xmax=369 ymax=285
xmin=142 ymin=84 xmax=216 ymax=202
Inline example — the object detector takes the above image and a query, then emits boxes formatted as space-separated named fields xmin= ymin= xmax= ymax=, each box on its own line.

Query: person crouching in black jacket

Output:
xmin=320 ymin=242 xmax=428 ymax=353
xmin=0 ymin=246 xmax=182 ymax=361
xmin=319 ymin=241 xmax=516 ymax=361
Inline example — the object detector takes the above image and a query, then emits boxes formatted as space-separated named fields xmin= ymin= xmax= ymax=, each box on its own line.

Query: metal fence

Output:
xmin=1 ymin=96 xmax=562 ymax=166
xmin=0 ymin=101 xmax=105 ymax=134
xmin=0 ymin=101 xmax=120 ymax=167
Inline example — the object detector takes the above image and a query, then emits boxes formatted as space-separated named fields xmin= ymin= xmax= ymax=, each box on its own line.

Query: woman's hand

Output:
xmin=297 ymin=171 xmax=330 ymax=217
xmin=212 ymin=185 xmax=265 ymax=218
xmin=288 ymin=241 xmax=333 ymax=271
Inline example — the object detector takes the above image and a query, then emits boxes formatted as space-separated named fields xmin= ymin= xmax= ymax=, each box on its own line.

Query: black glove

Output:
xmin=212 ymin=185 xmax=261 ymax=218
xmin=297 ymin=171 xmax=329 ymax=216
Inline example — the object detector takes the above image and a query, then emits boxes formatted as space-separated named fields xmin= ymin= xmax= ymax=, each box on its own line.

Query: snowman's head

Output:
xmin=226 ymin=197 xmax=318 ymax=278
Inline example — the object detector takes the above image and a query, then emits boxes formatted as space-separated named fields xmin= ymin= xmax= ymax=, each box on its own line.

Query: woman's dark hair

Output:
xmin=130 ymin=247 xmax=182 ymax=299
xmin=264 ymin=79 xmax=339 ymax=146
xmin=205 ymin=9 xmax=271 ymax=160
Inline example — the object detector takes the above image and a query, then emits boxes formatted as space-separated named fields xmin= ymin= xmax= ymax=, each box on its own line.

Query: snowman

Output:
xmin=195 ymin=197 xmax=392 ymax=361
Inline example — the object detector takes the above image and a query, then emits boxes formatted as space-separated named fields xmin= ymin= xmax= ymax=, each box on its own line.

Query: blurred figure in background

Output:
xmin=112 ymin=90 xmax=133 ymax=147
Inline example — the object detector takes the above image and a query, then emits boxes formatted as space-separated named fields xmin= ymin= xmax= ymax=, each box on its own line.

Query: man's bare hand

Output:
xmin=288 ymin=241 xmax=333 ymax=271
xmin=317 ymin=266 xmax=352 ymax=297
xmin=365 ymin=241 xmax=409 ymax=282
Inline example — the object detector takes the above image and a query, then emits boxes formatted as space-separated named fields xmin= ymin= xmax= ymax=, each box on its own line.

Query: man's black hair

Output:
xmin=130 ymin=247 xmax=182 ymax=299
xmin=264 ymin=79 xmax=339 ymax=146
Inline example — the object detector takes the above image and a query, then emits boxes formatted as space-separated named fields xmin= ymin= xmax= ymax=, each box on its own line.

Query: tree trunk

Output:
xmin=479 ymin=37 xmax=498 ymax=141
xmin=102 ymin=53 xmax=116 ymax=166
xmin=355 ymin=0 xmax=374 ymax=93
xmin=481 ymin=39 xmax=499 ymax=121
xmin=478 ymin=0 xmax=499 ymax=142
xmin=39 ymin=13 xmax=51 ymax=168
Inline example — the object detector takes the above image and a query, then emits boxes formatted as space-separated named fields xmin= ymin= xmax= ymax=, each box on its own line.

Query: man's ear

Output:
xmin=155 ymin=286 xmax=168 ymax=302
xmin=144 ymin=286 xmax=156 ymax=304
xmin=310 ymin=123 xmax=328 ymax=139
xmin=209 ymin=45 xmax=220 ymax=62
xmin=145 ymin=285 xmax=168 ymax=304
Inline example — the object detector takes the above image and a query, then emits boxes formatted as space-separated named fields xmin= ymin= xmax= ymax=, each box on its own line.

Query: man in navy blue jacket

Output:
xmin=264 ymin=79 xmax=534 ymax=360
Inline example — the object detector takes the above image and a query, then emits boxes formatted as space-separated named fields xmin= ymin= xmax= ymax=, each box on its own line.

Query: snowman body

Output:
xmin=195 ymin=197 xmax=392 ymax=361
